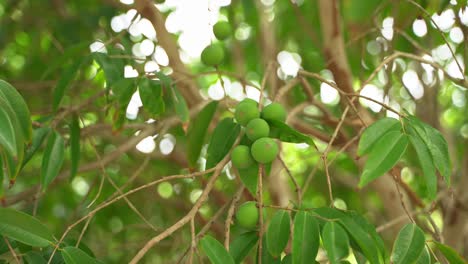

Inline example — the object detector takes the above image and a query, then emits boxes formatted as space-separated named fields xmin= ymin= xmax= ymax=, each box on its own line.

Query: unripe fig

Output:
xmin=236 ymin=201 xmax=258 ymax=229
xmin=246 ymin=118 xmax=270 ymax=141
xmin=213 ymin=21 xmax=232 ymax=40
xmin=251 ymin=137 xmax=279 ymax=164
xmin=201 ymin=44 xmax=224 ymax=66
xmin=261 ymin=102 xmax=287 ymax=122
xmin=231 ymin=145 xmax=255 ymax=169
xmin=235 ymin=101 xmax=260 ymax=126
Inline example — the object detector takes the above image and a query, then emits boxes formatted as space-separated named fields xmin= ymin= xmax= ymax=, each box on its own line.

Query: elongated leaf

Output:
xmin=52 ymin=59 xmax=84 ymax=111
xmin=200 ymin=235 xmax=235 ymax=264
xmin=0 ymin=101 xmax=19 ymax=158
xmin=206 ymin=118 xmax=241 ymax=169
xmin=41 ymin=131 xmax=65 ymax=190
xmin=238 ymin=163 xmax=258 ymax=196
xmin=41 ymin=42 xmax=89 ymax=79
xmin=0 ymin=80 xmax=32 ymax=142
xmin=266 ymin=210 xmax=290 ymax=257
xmin=359 ymin=131 xmax=408 ymax=187
xmin=187 ymin=101 xmax=218 ymax=167
xmin=62 ymin=246 xmax=102 ymax=264
xmin=391 ymin=223 xmax=425 ymax=264
xmin=415 ymin=246 xmax=431 ymax=264
xmin=111 ymin=78 xmax=136 ymax=106
xmin=313 ymin=208 xmax=384 ymax=264
xmin=0 ymin=155 xmax=3 ymax=198
xmin=257 ymin=236 xmax=281 ymax=264
xmin=322 ymin=221 xmax=350 ymax=263
xmin=433 ymin=241 xmax=467 ymax=264
xmin=92 ymin=52 xmax=124 ymax=87
xmin=0 ymin=208 xmax=54 ymax=247
xmin=139 ymin=78 xmax=165 ymax=116
xmin=408 ymin=133 xmax=437 ymax=199
xmin=70 ymin=115 xmax=80 ymax=180
xmin=229 ymin=231 xmax=258 ymax=264
xmin=292 ymin=211 xmax=320 ymax=264
xmin=405 ymin=116 xmax=451 ymax=185
xmin=357 ymin=118 xmax=401 ymax=156
xmin=266 ymin=119 xmax=316 ymax=146
xmin=170 ymin=85 xmax=189 ymax=123
xmin=282 ymin=254 xmax=292 ymax=264
xmin=24 ymin=251 xmax=47 ymax=264
xmin=23 ymin=127 xmax=51 ymax=167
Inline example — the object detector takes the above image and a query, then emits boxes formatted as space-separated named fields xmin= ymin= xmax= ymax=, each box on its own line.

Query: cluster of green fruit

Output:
xmin=231 ymin=98 xmax=286 ymax=167
xmin=230 ymin=99 xmax=286 ymax=229
xmin=200 ymin=21 xmax=232 ymax=66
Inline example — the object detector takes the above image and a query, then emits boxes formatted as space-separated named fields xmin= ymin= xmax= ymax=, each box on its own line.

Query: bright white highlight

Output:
xmin=412 ymin=19 xmax=427 ymax=37
xmin=402 ymin=70 xmax=424 ymax=99
xmin=360 ymin=84 xmax=385 ymax=112
xmin=136 ymin=136 xmax=156 ymax=154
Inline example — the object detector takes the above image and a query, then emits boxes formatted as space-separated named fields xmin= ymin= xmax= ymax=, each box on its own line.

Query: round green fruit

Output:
xmin=239 ymin=98 xmax=257 ymax=106
xmin=235 ymin=101 xmax=260 ymax=126
xmin=213 ymin=21 xmax=232 ymax=40
xmin=231 ymin=145 xmax=255 ymax=169
xmin=246 ymin=118 xmax=270 ymax=141
xmin=157 ymin=182 xmax=173 ymax=199
xmin=251 ymin=137 xmax=279 ymax=163
xmin=236 ymin=201 xmax=258 ymax=229
xmin=201 ymin=44 xmax=224 ymax=66
xmin=261 ymin=102 xmax=287 ymax=122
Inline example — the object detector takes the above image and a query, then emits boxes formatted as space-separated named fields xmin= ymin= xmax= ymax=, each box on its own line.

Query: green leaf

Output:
xmin=70 ymin=115 xmax=80 ymax=180
xmin=391 ymin=223 xmax=426 ymax=264
xmin=282 ymin=254 xmax=292 ymax=264
xmin=0 ymin=238 xmax=16 ymax=255
xmin=0 ymin=103 xmax=18 ymax=158
xmin=257 ymin=236 xmax=281 ymax=264
xmin=23 ymin=127 xmax=51 ymax=167
xmin=266 ymin=210 xmax=290 ymax=257
xmin=322 ymin=221 xmax=350 ymax=263
xmin=52 ymin=59 xmax=84 ymax=111
xmin=359 ymin=131 xmax=408 ymax=187
xmin=408 ymin=133 xmax=437 ymax=199
xmin=0 ymin=208 xmax=54 ymax=247
xmin=229 ymin=231 xmax=258 ymax=264
xmin=205 ymin=118 xmax=241 ymax=169
xmin=0 ymin=155 xmax=3 ymax=198
xmin=0 ymin=80 xmax=32 ymax=142
xmin=139 ymin=78 xmax=165 ymax=116
xmin=24 ymin=251 xmax=47 ymax=264
xmin=186 ymin=101 xmax=218 ymax=168
xmin=41 ymin=42 xmax=89 ymax=79
xmin=266 ymin=119 xmax=316 ymax=146
xmin=41 ymin=131 xmax=65 ymax=190
xmin=111 ymin=78 xmax=136 ymax=106
xmin=92 ymin=52 xmax=124 ymax=87
xmin=357 ymin=118 xmax=401 ymax=156
xmin=200 ymin=235 xmax=235 ymax=264
xmin=292 ymin=211 xmax=320 ymax=264
xmin=415 ymin=246 xmax=431 ymax=264
xmin=405 ymin=116 xmax=451 ymax=185
xmin=170 ymin=85 xmax=189 ymax=123
xmin=238 ymin=163 xmax=258 ymax=196
xmin=313 ymin=208 xmax=384 ymax=264
xmin=433 ymin=241 xmax=467 ymax=264
xmin=62 ymin=246 xmax=102 ymax=264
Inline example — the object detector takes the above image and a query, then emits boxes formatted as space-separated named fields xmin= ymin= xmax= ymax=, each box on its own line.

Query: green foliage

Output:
xmin=200 ymin=235 xmax=235 ymax=264
xmin=41 ymin=131 xmax=65 ymax=190
xmin=359 ymin=130 xmax=409 ymax=188
xmin=0 ymin=208 xmax=54 ymax=247
xmin=62 ymin=246 xmax=102 ymax=264
xmin=229 ymin=231 xmax=258 ymax=264
xmin=322 ymin=222 xmax=350 ymax=264
xmin=391 ymin=224 xmax=426 ymax=264
xmin=205 ymin=118 xmax=241 ymax=169
xmin=266 ymin=210 xmax=290 ymax=257
xmin=292 ymin=211 xmax=320 ymax=264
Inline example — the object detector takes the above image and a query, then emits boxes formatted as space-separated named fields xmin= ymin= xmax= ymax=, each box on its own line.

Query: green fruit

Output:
xmin=231 ymin=145 xmax=255 ymax=169
xmin=236 ymin=201 xmax=259 ymax=229
xmin=157 ymin=182 xmax=173 ymax=199
xmin=155 ymin=0 xmax=165 ymax=3
xmin=251 ymin=137 xmax=279 ymax=164
xmin=235 ymin=101 xmax=260 ymax=126
xmin=246 ymin=118 xmax=270 ymax=141
xmin=239 ymin=98 xmax=257 ymax=106
xmin=201 ymin=44 xmax=224 ymax=66
xmin=213 ymin=21 xmax=232 ymax=40
xmin=261 ymin=103 xmax=287 ymax=122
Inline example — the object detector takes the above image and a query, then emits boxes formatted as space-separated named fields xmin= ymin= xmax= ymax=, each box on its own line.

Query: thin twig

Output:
xmin=3 ymin=236 xmax=20 ymax=264
xmin=257 ymin=165 xmax=264 ymax=264
xmin=224 ymin=186 xmax=245 ymax=249
xmin=278 ymin=157 xmax=302 ymax=204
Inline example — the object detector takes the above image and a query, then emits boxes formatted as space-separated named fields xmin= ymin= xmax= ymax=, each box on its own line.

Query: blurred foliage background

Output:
xmin=0 ymin=0 xmax=467 ymax=263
